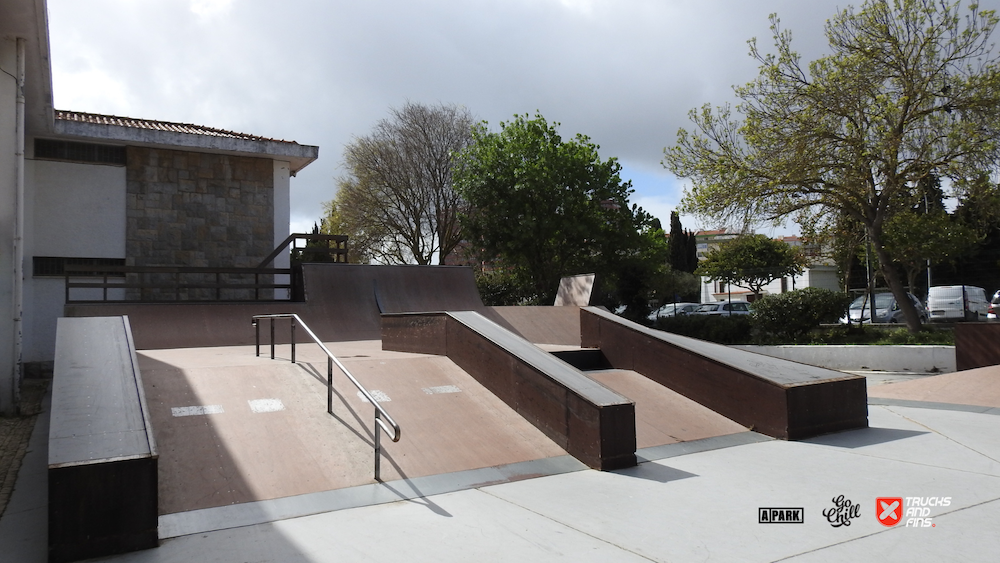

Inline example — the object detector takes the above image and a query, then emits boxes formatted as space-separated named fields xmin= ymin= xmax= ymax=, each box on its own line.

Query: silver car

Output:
xmin=649 ymin=302 xmax=700 ymax=321
xmin=691 ymin=301 xmax=752 ymax=316
xmin=843 ymin=292 xmax=927 ymax=324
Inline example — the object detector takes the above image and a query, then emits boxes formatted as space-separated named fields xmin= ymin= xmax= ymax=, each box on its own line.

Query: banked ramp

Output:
xmin=581 ymin=307 xmax=868 ymax=440
xmin=65 ymin=264 xmax=514 ymax=349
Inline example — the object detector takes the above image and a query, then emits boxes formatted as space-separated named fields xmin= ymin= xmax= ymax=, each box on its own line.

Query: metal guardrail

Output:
xmin=258 ymin=233 xmax=348 ymax=267
xmin=251 ymin=313 xmax=401 ymax=481
xmin=65 ymin=264 xmax=292 ymax=303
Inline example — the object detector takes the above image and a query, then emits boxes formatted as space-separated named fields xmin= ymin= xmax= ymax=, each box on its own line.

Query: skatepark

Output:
xmin=1 ymin=263 xmax=999 ymax=562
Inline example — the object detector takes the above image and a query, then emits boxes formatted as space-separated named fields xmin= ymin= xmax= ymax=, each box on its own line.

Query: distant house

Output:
xmin=695 ymin=231 xmax=839 ymax=303
xmin=0 ymin=0 xmax=319 ymax=414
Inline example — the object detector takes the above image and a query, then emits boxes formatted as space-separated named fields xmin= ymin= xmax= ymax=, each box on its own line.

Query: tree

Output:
xmin=454 ymin=113 xmax=669 ymax=314
xmin=668 ymin=211 xmax=699 ymax=273
xmin=695 ymin=234 xmax=806 ymax=298
xmin=885 ymin=210 xmax=978 ymax=289
xmin=332 ymin=101 xmax=474 ymax=265
xmin=665 ymin=0 xmax=1000 ymax=332
xmin=321 ymin=193 xmax=379 ymax=264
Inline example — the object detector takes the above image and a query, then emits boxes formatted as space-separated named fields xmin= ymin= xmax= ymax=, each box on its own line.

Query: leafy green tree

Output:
xmin=332 ymin=101 xmax=473 ymax=265
xmin=695 ymin=234 xmax=806 ymax=299
xmin=883 ymin=209 xmax=979 ymax=291
xmin=454 ymin=113 xmax=668 ymax=315
xmin=665 ymin=0 xmax=1000 ymax=331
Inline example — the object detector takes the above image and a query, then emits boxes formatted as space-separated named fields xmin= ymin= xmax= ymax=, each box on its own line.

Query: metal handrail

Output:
xmin=251 ymin=313 xmax=401 ymax=481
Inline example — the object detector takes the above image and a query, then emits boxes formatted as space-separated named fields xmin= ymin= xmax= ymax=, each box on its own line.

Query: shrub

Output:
xmin=474 ymin=268 xmax=543 ymax=306
xmin=655 ymin=314 xmax=754 ymax=344
xmin=750 ymin=288 xmax=852 ymax=343
xmin=803 ymin=325 xmax=954 ymax=345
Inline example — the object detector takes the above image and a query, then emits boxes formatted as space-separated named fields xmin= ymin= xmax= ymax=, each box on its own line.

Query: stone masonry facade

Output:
xmin=124 ymin=147 xmax=275 ymax=300
xmin=125 ymin=147 xmax=274 ymax=268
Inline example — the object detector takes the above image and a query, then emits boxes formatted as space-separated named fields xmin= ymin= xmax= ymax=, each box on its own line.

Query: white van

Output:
xmin=927 ymin=285 xmax=988 ymax=322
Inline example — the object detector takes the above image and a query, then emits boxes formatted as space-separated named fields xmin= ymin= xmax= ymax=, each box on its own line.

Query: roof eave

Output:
xmin=1 ymin=0 xmax=56 ymax=137
xmin=52 ymin=119 xmax=319 ymax=175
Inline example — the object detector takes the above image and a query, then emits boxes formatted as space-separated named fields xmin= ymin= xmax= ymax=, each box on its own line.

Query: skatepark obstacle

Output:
xmin=580 ymin=307 xmax=869 ymax=440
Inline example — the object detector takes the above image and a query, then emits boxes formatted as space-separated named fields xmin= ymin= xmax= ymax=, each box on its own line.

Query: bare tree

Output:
xmin=333 ymin=102 xmax=474 ymax=265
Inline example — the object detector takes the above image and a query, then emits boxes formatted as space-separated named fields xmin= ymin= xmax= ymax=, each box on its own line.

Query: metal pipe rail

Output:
xmin=251 ymin=313 xmax=401 ymax=481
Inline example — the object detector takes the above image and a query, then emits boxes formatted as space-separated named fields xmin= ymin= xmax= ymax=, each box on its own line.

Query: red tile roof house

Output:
xmin=0 ymin=0 xmax=318 ymax=415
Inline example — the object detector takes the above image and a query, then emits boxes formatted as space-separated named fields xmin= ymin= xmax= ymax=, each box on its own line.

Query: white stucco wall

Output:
xmin=0 ymin=38 xmax=19 ymax=413
xmin=273 ymin=160 xmax=291 ymax=298
xmin=22 ymin=157 xmax=126 ymax=361
xmin=28 ymin=158 xmax=126 ymax=256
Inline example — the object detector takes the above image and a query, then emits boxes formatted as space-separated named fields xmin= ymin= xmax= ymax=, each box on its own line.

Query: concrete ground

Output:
xmin=2 ymin=350 xmax=999 ymax=562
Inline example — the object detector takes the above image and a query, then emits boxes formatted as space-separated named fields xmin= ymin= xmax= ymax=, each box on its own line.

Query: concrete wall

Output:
xmin=733 ymin=345 xmax=956 ymax=373
xmin=0 ymin=37 xmax=18 ymax=414
xmin=22 ymin=156 xmax=127 ymax=362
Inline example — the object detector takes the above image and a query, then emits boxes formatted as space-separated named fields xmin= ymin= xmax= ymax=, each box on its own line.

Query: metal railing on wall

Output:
xmin=64 ymin=264 xmax=293 ymax=303
xmin=258 ymin=233 xmax=349 ymax=267
xmin=251 ymin=313 xmax=401 ymax=481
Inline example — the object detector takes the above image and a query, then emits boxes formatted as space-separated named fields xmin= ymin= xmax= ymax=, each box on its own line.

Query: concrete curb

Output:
xmin=733 ymin=344 xmax=956 ymax=373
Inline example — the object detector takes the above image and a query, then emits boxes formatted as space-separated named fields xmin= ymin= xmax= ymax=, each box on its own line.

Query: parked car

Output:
xmin=841 ymin=292 xmax=928 ymax=324
xmin=690 ymin=301 xmax=752 ymax=316
xmin=648 ymin=302 xmax=700 ymax=321
xmin=988 ymin=291 xmax=1000 ymax=320
xmin=926 ymin=285 xmax=988 ymax=322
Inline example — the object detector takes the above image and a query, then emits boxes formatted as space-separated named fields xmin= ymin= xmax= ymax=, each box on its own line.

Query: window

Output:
xmin=34 ymin=139 xmax=126 ymax=166
xmin=33 ymin=257 xmax=126 ymax=277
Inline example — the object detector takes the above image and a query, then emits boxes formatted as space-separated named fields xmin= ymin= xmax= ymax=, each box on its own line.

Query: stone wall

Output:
xmin=125 ymin=147 xmax=275 ymax=300
xmin=126 ymin=147 xmax=274 ymax=268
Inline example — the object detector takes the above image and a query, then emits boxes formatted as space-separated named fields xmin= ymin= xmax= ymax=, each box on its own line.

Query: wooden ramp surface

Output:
xmin=140 ymin=341 xmax=567 ymax=515
xmin=867 ymin=365 xmax=1000 ymax=408
xmin=491 ymin=306 xmax=582 ymax=346
xmin=586 ymin=369 xmax=748 ymax=449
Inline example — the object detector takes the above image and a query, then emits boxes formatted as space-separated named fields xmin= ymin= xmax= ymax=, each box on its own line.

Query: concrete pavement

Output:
xmin=2 ymin=361 xmax=998 ymax=562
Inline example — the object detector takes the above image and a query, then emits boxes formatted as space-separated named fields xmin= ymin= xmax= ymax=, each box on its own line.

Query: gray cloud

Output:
xmin=47 ymin=0 xmax=1000 ymax=234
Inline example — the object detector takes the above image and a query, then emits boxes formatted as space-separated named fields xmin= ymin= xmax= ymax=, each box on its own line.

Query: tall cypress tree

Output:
xmin=684 ymin=229 xmax=698 ymax=273
xmin=668 ymin=212 xmax=688 ymax=272
xmin=667 ymin=212 xmax=699 ymax=273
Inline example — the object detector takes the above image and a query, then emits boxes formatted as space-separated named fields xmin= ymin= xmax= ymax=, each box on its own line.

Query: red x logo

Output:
xmin=877 ymin=497 xmax=903 ymax=526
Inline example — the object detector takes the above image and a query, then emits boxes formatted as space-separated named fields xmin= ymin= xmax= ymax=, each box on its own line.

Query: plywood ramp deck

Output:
xmin=867 ymin=364 xmax=1000 ymax=408
xmin=586 ymin=369 xmax=748 ymax=449
xmin=139 ymin=341 xmax=567 ymax=515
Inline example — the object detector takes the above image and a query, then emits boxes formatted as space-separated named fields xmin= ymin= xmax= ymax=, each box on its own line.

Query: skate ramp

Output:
xmin=868 ymin=365 xmax=1000 ymax=408
xmin=581 ymin=307 xmax=868 ymax=440
xmin=66 ymin=264 xmax=504 ymax=349
xmin=490 ymin=306 xmax=582 ymax=346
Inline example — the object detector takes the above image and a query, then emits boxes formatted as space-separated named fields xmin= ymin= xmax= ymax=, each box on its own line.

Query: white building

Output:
xmin=0 ymin=0 xmax=318 ymax=414
xmin=696 ymin=232 xmax=840 ymax=303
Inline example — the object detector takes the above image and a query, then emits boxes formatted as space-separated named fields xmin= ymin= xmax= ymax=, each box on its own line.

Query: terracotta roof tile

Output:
xmin=55 ymin=109 xmax=299 ymax=145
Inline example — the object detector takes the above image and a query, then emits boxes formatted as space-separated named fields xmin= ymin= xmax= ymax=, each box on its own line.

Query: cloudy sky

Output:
xmin=45 ymin=0 xmax=1000 ymax=236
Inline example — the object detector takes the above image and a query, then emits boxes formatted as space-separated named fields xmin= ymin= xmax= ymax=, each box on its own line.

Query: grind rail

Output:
xmin=251 ymin=313 xmax=401 ymax=481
